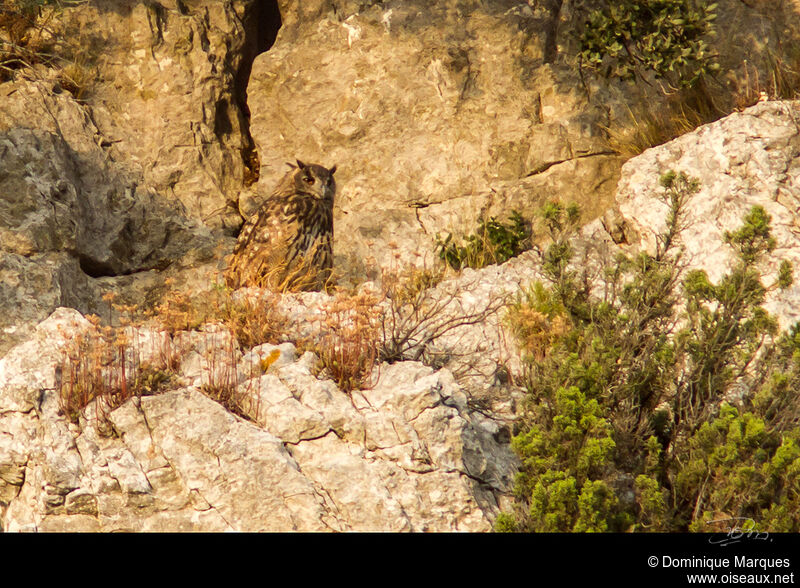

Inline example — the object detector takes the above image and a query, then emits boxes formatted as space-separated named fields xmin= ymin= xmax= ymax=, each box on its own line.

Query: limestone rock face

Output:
xmin=608 ymin=100 xmax=800 ymax=329
xmin=247 ymin=0 xmax=622 ymax=281
xmin=4 ymin=0 xmax=800 ymax=533
xmin=0 ymin=308 xmax=517 ymax=532
xmin=0 ymin=252 xmax=90 ymax=356
xmin=0 ymin=86 xmax=216 ymax=355
xmin=51 ymin=0 xmax=280 ymax=230
xmin=0 ymin=0 xmax=273 ymax=353
xmin=2 ymin=0 xmax=798 ymax=349
xmin=247 ymin=0 xmax=799 ymax=282
xmin=0 ymin=124 xmax=202 ymax=276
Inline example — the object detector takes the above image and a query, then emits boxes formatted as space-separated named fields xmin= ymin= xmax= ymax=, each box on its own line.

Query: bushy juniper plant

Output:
xmin=501 ymin=172 xmax=800 ymax=532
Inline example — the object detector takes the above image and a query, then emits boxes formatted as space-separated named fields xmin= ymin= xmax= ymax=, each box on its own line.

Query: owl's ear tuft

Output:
xmin=286 ymin=161 xmax=297 ymax=169
xmin=329 ymin=164 xmax=337 ymax=175
xmin=296 ymin=159 xmax=307 ymax=170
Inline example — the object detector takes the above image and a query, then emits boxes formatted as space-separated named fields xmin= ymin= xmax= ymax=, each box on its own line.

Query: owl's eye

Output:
xmin=303 ymin=176 xmax=315 ymax=185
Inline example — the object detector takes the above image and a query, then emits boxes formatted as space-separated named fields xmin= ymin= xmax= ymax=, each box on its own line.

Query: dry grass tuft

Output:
xmin=197 ymin=329 xmax=260 ymax=421
xmin=731 ymin=51 xmax=800 ymax=111
xmin=56 ymin=44 xmax=96 ymax=100
xmin=1 ymin=0 xmax=54 ymax=77
xmin=315 ymin=289 xmax=382 ymax=393
xmin=57 ymin=315 xmax=177 ymax=434
xmin=505 ymin=288 xmax=571 ymax=363
xmin=221 ymin=294 xmax=289 ymax=350
xmin=605 ymin=49 xmax=800 ymax=160
xmin=152 ymin=280 xmax=288 ymax=350
xmin=603 ymin=85 xmax=719 ymax=159
xmin=59 ymin=277 xmax=289 ymax=430
xmin=0 ymin=0 xmax=94 ymax=94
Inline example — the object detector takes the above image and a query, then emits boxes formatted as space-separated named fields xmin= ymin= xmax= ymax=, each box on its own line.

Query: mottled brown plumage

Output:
xmin=226 ymin=160 xmax=336 ymax=292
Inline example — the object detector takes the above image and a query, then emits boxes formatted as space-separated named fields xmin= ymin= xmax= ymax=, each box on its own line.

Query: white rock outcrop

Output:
xmin=610 ymin=100 xmax=800 ymax=329
xmin=0 ymin=308 xmax=517 ymax=532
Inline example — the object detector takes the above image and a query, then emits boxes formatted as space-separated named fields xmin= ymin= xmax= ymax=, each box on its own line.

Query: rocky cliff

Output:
xmin=2 ymin=0 xmax=800 ymax=532
xmin=0 ymin=307 xmax=518 ymax=531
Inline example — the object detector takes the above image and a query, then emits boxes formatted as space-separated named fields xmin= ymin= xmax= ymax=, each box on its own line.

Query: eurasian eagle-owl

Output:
xmin=225 ymin=160 xmax=336 ymax=292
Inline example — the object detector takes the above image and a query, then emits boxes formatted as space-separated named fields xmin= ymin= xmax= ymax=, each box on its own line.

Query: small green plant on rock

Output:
xmin=435 ymin=210 xmax=531 ymax=271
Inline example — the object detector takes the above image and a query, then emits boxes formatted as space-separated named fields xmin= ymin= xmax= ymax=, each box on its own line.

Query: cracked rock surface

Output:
xmin=0 ymin=308 xmax=517 ymax=532
xmin=0 ymin=0 xmax=268 ymax=354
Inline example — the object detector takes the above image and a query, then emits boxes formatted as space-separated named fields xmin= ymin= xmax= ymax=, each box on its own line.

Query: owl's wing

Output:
xmin=228 ymin=190 xmax=328 ymax=290
xmin=232 ymin=200 xmax=305 ymax=269
xmin=233 ymin=201 xmax=281 ymax=254
xmin=233 ymin=210 xmax=262 ymax=255
xmin=227 ymin=206 xmax=282 ymax=290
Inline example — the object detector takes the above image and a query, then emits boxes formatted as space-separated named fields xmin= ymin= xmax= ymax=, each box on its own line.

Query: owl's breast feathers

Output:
xmin=283 ymin=194 xmax=333 ymax=261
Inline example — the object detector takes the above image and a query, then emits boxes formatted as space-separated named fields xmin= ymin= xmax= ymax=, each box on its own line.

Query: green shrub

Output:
xmin=503 ymin=171 xmax=800 ymax=532
xmin=675 ymin=400 xmax=800 ymax=532
xmin=513 ymin=385 xmax=622 ymax=531
xmin=493 ymin=512 xmax=518 ymax=533
xmin=576 ymin=0 xmax=719 ymax=87
xmin=435 ymin=211 xmax=530 ymax=271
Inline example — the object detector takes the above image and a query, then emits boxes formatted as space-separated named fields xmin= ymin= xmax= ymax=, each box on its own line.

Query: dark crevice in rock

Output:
xmin=78 ymin=254 xmax=118 ymax=278
xmin=235 ymin=0 xmax=282 ymax=188
xmin=146 ymin=2 xmax=167 ymax=51
xmin=76 ymin=252 xmax=170 ymax=279
xmin=214 ymin=98 xmax=234 ymax=136
xmin=414 ymin=207 xmax=429 ymax=236
xmin=541 ymin=0 xmax=564 ymax=64
xmin=283 ymin=428 xmax=337 ymax=447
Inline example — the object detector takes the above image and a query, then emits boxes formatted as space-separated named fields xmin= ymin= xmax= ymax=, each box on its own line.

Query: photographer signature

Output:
xmin=707 ymin=517 xmax=772 ymax=546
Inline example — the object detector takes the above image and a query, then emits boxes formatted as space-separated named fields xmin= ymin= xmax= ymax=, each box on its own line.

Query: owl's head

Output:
xmin=291 ymin=159 xmax=336 ymax=202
